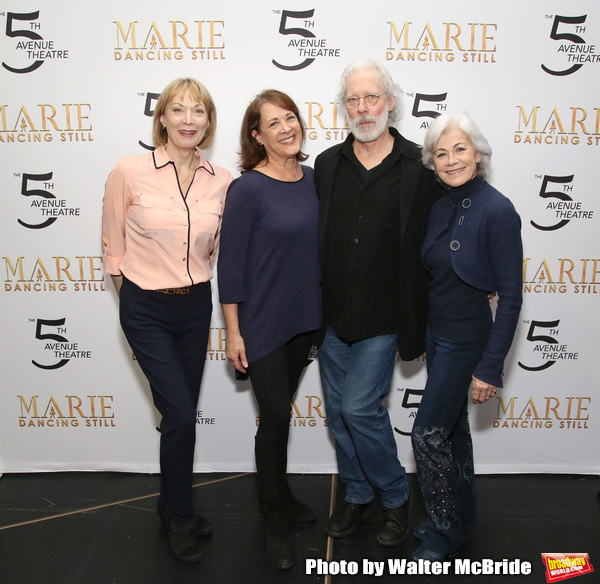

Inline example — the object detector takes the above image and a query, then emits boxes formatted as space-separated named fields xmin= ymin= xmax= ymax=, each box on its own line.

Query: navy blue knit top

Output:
xmin=217 ymin=167 xmax=321 ymax=363
xmin=423 ymin=188 xmax=493 ymax=342
xmin=422 ymin=175 xmax=523 ymax=387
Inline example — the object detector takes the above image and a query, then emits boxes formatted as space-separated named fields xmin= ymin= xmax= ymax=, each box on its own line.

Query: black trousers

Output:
xmin=119 ymin=277 xmax=212 ymax=519
xmin=248 ymin=332 xmax=313 ymax=511
xmin=249 ymin=332 xmax=313 ymax=440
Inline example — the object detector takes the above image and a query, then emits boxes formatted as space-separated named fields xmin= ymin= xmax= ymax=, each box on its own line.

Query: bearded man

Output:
xmin=315 ymin=60 xmax=441 ymax=547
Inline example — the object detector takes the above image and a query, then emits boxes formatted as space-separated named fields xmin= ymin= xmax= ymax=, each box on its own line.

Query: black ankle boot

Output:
xmin=265 ymin=511 xmax=294 ymax=570
xmin=285 ymin=486 xmax=317 ymax=523
xmin=255 ymin=435 xmax=296 ymax=569
xmin=157 ymin=503 xmax=201 ymax=563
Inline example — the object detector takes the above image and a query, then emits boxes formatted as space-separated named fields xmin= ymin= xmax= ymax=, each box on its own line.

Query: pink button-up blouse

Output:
xmin=102 ymin=145 xmax=232 ymax=290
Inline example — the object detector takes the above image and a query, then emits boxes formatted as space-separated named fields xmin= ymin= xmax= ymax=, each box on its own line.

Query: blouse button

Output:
xmin=459 ymin=216 xmax=464 ymax=225
xmin=462 ymin=198 xmax=471 ymax=209
xmin=450 ymin=240 xmax=460 ymax=251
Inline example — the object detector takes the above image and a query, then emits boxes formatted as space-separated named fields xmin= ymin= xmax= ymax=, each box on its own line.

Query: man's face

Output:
xmin=345 ymin=69 xmax=395 ymax=143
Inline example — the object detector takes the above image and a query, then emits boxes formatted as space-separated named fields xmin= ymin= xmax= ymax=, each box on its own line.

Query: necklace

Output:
xmin=178 ymin=167 xmax=195 ymax=186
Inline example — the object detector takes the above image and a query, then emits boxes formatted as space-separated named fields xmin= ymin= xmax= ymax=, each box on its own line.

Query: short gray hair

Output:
xmin=335 ymin=59 xmax=404 ymax=124
xmin=422 ymin=112 xmax=492 ymax=178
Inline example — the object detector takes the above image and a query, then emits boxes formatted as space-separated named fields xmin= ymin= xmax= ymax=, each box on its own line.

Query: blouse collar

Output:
xmin=152 ymin=144 xmax=215 ymax=176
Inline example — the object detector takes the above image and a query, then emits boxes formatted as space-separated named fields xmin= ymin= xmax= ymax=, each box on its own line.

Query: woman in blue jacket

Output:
xmin=411 ymin=112 xmax=523 ymax=561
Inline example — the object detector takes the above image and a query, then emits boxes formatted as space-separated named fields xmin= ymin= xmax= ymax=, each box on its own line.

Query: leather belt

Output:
xmin=154 ymin=283 xmax=201 ymax=295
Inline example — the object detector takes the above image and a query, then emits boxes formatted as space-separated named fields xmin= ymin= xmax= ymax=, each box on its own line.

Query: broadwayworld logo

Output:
xmin=541 ymin=553 xmax=594 ymax=582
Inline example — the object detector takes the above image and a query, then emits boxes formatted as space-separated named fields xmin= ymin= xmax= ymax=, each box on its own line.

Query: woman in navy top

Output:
xmin=218 ymin=90 xmax=321 ymax=570
xmin=411 ymin=112 xmax=523 ymax=561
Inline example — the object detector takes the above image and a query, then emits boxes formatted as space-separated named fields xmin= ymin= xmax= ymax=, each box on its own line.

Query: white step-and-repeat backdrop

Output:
xmin=1 ymin=0 xmax=598 ymax=475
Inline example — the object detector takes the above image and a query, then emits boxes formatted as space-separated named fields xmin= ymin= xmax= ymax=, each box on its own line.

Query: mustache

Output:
xmin=351 ymin=115 xmax=378 ymax=124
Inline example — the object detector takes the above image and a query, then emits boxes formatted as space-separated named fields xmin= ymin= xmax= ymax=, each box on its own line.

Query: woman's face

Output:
xmin=433 ymin=127 xmax=480 ymax=188
xmin=252 ymin=102 xmax=302 ymax=164
xmin=160 ymin=89 xmax=209 ymax=151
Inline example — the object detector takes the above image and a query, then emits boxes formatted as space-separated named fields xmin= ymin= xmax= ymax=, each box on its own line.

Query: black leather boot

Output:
xmin=156 ymin=502 xmax=201 ymax=563
xmin=264 ymin=510 xmax=294 ymax=570
xmin=255 ymin=435 xmax=295 ymax=569
xmin=285 ymin=485 xmax=317 ymax=523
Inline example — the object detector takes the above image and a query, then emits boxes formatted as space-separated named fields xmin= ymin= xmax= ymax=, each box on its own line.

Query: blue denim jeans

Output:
xmin=318 ymin=328 xmax=410 ymax=508
xmin=411 ymin=327 xmax=488 ymax=554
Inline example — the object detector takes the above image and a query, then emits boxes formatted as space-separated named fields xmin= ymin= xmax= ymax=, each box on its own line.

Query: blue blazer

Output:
xmin=422 ymin=175 xmax=523 ymax=386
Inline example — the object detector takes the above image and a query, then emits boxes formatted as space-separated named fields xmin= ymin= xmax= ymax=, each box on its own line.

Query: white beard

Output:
xmin=349 ymin=109 xmax=389 ymax=143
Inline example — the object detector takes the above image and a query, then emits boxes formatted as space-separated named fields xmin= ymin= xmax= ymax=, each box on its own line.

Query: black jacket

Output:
xmin=315 ymin=128 xmax=442 ymax=360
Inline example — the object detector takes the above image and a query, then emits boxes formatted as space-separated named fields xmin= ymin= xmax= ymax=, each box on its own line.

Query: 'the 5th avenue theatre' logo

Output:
xmin=541 ymin=14 xmax=599 ymax=76
xmin=271 ymin=9 xmax=341 ymax=71
xmin=137 ymin=92 xmax=160 ymax=151
xmin=14 ymin=171 xmax=81 ymax=229
xmin=30 ymin=317 xmax=92 ymax=370
xmin=393 ymin=386 xmax=424 ymax=437
xmin=530 ymin=174 xmax=594 ymax=231
xmin=517 ymin=319 xmax=579 ymax=372
xmin=2 ymin=11 xmax=69 ymax=73
xmin=408 ymin=92 xmax=449 ymax=130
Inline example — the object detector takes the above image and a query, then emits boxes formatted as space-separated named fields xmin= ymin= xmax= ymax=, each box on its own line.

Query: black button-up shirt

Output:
xmin=323 ymin=133 xmax=404 ymax=341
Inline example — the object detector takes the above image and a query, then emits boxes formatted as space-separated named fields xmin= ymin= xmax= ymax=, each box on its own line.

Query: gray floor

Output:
xmin=0 ymin=472 xmax=598 ymax=583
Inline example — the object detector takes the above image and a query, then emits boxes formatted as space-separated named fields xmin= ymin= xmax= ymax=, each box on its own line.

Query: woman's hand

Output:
xmin=225 ymin=331 xmax=248 ymax=374
xmin=111 ymin=274 xmax=123 ymax=297
xmin=471 ymin=376 xmax=497 ymax=404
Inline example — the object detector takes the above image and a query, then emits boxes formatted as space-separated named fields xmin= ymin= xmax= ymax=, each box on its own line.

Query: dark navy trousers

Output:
xmin=119 ymin=277 xmax=212 ymax=519
xmin=411 ymin=327 xmax=488 ymax=554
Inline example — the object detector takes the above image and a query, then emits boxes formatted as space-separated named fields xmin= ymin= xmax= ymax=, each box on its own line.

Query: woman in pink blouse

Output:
xmin=102 ymin=78 xmax=232 ymax=564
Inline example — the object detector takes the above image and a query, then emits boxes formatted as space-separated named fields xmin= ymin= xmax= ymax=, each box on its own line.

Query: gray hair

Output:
xmin=335 ymin=59 xmax=404 ymax=124
xmin=422 ymin=112 xmax=492 ymax=178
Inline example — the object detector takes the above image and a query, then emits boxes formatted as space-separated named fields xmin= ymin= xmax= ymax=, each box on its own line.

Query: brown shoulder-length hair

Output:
xmin=239 ymin=89 xmax=308 ymax=171
xmin=152 ymin=78 xmax=217 ymax=150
